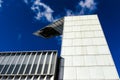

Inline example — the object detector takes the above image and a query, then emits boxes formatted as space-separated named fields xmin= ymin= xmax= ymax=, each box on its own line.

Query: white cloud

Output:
xmin=65 ymin=0 xmax=97 ymax=16
xmin=24 ymin=0 xmax=97 ymax=22
xmin=24 ymin=0 xmax=28 ymax=4
xmin=0 ymin=0 xmax=3 ymax=8
xmin=79 ymin=0 xmax=97 ymax=14
xmin=26 ymin=0 xmax=54 ymax=22
xmin=65 ymin=9 xmax=74 ymax=16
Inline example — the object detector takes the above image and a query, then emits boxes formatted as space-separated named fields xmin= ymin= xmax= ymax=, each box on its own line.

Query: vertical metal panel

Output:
xmin=37 ymin=52 xmax=45 ymax=74
xmin=1 ymin=53 xmax=12 ymax=74
xmin=13 ymin=53 xmax=23 ymax=74
xmin=50 ymin=52 xmax=57 ymax=74
xmin=23 ymin=53 xmax=30 ymax=74
xmin=17 ymin=52 xmax=27 ymax=74
xmin=23 ymin=52 xmax=32 ymax=74
xmin=6 ymin=53 xmax=16 ymax=74
xmin=0 ymin=53 xmax=5 ymax=64
xmin=41 ymin=52 xmax=48 ymax=74
xmin=19 ymin=53 xmax=30 ymax=74
xmin=47 ymin=52 xmax=53 ymax=74
xmin=11 ymin=53 xmax=21 ymax=74
xmin=35 ymin=52 xmax=42 ymax=74
xmin=0 ymin=51 xmax=57 ymax=80
xmin=31 ymin=52 xmax=40 ymax=74
xmin=0 ymin=53 xmax=6 ymax=73
xmin=29 ymin=52 xmax=37 ymax=74
xmin=44 ymin=52 xmax=51 ymax=74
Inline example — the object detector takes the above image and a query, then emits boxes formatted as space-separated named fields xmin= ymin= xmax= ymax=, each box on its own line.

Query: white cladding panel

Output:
xmin=59 ymin=15 xmax=119 ymax=80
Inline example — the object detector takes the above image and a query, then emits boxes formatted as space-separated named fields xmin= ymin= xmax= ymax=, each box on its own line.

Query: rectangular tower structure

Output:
xmin=59 ymin=15 xmax=119 ymax=80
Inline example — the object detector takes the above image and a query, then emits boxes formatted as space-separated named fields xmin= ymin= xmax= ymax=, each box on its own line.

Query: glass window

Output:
xmin=34 ymin=76 xmax=39 ymax=80
xmin=13 ymin=65 xmax=20 ymax=74
xmin=37 ymin=64 xmax=42 ymax=74
xmin=21 ymin=76 xmax=26 ymax=79
xmin=2 ymin=76 xmax=7 ymax=79
xmin=27 ymin=76 xmax=32 ymax=79
xmin=8 ymin=76 xmax=14 ymax=79
xmin=0 ymin=76 xmax=1 ymax=79
xmin=18 ymin=64 xmax=26 ymax=74
xmin=15 ymin=76 xmax=20 ymax=79
xmin=0 ymin=65 xmax=4 ymax=72
xmin=46 ymin=76 xmax=51 ymax=80
xmin=43 ymin=64 xmax=49 ymax=74
xmin=25 ymin=64 xmax=31 ymax=74
xmin=40 ymin=76 xmax=45 ymax=80
xmin=1 ymin=65 xmax=9 ymax=74
xmin=7 ymin=65 xmax=14 ymax=74
xmin=31 ymin=64 xmax=37 ymax=74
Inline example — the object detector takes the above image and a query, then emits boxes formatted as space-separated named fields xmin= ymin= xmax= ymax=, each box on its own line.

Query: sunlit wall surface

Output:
xmin=0 ymin=51 xmax=57 ymax=80
xmin=59 ymin=15 xmax=119 ymax=80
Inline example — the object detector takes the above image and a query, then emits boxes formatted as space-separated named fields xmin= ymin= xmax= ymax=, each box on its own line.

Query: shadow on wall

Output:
xmin=54 ymin=57 xmax=64 ymax=80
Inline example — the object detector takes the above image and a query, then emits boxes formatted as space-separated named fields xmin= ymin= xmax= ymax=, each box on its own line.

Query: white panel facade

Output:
xmin=59 ymin=15 xmax=119 ymax=80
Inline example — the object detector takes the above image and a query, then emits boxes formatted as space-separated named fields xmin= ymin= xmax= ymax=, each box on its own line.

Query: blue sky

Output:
xmin=0 ymin=0 xmax=120 ymax=76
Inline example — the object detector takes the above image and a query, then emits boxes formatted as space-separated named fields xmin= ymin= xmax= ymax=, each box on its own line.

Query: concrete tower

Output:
xmin=34 ymin=15 xmax=119 ymax=80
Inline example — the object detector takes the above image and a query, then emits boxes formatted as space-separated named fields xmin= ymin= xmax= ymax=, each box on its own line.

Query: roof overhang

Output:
xmin=33 ymin=18 xmax=64 ymax=38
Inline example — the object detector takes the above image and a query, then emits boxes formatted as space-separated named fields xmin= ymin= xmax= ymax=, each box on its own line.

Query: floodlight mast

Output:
xmin=33 ymin=18 xmax=64 ymax=38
